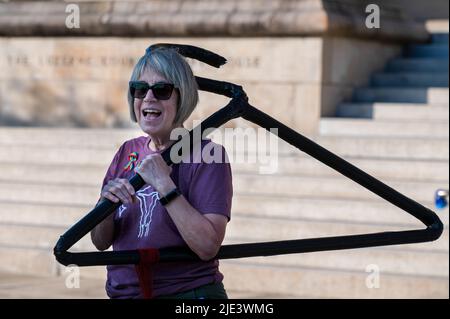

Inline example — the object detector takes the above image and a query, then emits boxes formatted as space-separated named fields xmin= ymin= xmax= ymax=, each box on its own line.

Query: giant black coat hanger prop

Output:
xmin=54 ymin=43 xmax=443 ymax=294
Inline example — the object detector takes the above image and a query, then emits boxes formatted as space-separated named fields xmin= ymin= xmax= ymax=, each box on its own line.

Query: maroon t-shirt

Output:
xmin=100 ymin=135 xmax=233 ymax=298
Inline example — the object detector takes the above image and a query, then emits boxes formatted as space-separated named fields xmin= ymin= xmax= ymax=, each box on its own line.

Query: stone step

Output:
xmin=220 ymin=261 xmax=449 ymax=298
xmin=231 ymin=194 xmax=449 ymax=227
xmin=0 ymin=246 xmax=106 ymax=280
xmin=0 ymin=247 xmax=446 ymax=299
xmin=0 ymin=270 xmax=256 ymax=299
xmin=0 ymin=126 xmax=449 ymax=160
xmin=0 ymin=216 xmax=446 ymax=272
xmin=0 ymin=145 xmax=117 ymax=166
xmin=0 ymin=269 xmax=107 ymax=299
xmin=2 ymin=133 xmax=447 ymax=163
xmin=224 ymin=215 xmax=449 ymax=253
xmin=353 ymin=87 xmax=449 ymax=104
xmin=1 ymin=208 xmax=447 ymax=256
xmin=320 ymin=118 xmax=449 ymax=138
xmin=0 ymin=174 xmax=447 ymax=205
xmin=387 ymin=58 xmax=448 ymax=72
xmin=311 ymin=136 xmax=449 ymax=160
xmin=1 ymin=195 xmax=447 ymax=232
xmin=222 ymin=239 xmax=449 ymax=277
xmin=0 ymin=163 xmax=107 ymax=186
xmin=0 ymin=127 xmax=142 ymax=149
xmin=431 ymin=33 xmax=449 ymax=44
xmin=372 ymin=72 xmax=449 ymax=88
xmin=1 ymin=152 xmax=448 ymax=185
xmin=232 ymin=175 xmax=448 ymax=203
xmin=0 ymin=181 xmax=101 ymax=207
xmin=406 ymin=44 xmax=449 ymax=58
xmin=0 ymin=224 xmax=95 ymax=252
xmin=336 ymin=103 xmax=449 ymax=121
xmin=0 ymin=235 xmax=446 ymax=283
xmin=0 ymin=246 xmax=58 ymax=277
xmin=0 ymin=201 xmax=92 ymax=228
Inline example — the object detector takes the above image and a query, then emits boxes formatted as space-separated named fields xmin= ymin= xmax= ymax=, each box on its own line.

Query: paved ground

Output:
xmin=0 ymin=272 xmax=106 ymax=299
xmin=0 ymin=272 xmax=296 ymax=299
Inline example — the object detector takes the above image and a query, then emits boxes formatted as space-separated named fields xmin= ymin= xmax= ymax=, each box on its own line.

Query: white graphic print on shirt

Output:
xmin=117 ymin=185 xmax=160 ymax=238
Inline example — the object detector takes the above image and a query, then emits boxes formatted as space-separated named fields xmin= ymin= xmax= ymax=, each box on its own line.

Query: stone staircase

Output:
xmin=0 ymin=35 xmax=449 ymax=298
xmin=315 ymin=32 xmax=449 ymax=297
xmin=0 ymin=126 xmax=448 ymax=298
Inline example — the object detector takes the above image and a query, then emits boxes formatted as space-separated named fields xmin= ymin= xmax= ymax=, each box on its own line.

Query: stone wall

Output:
xmin=386 ymin=0 xmax=449 ymax=21
xmin=321 ymin=37 xmax=400 ymax=117
xmin=0 ymin=37 xmax=322 ymax=132
xmin=0 ymin=0 xmax=429 ymax=40
xmin=0 ymin=0 xmax=426 ymax=133
xmin=0 ymin=36 xmax=401 ymax=133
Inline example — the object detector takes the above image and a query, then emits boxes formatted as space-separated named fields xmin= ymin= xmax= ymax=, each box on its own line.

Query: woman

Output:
xmin=90 ymin=47 xmax=233 ymax=299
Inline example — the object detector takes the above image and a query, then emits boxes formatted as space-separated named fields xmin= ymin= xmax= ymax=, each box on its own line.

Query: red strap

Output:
xmin=135 ymin=249 xmax=160 ymax=299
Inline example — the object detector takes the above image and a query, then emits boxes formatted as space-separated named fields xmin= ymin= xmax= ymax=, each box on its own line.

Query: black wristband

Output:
xmin=159 ymin=187 xmax=181 ymax=206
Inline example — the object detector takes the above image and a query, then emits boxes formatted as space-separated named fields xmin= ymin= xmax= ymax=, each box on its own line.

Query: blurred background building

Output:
xmin=0 ymin=0 xmax=448 ymax=298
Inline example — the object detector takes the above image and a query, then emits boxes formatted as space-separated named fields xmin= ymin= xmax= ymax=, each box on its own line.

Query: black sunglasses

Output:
xmin=129 ymin=81 xmax=175 ymax=100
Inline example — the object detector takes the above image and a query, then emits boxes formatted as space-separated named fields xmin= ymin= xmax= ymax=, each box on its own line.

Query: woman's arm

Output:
xmin=90 ymin=213 xmax=115 ymax=251
xmin=90 ymin=178 xmax=136 ymax=251
xmin=162 ymin=186 xmax=228 ymax=261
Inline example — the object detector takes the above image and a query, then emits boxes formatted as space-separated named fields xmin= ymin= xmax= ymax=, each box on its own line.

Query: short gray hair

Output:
xmin=128 ymin=47 xmax=199 ymax=125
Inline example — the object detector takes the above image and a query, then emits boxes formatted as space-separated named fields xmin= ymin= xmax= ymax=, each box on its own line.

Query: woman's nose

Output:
xmin=143 ymin=88 xmax=157 ymax=102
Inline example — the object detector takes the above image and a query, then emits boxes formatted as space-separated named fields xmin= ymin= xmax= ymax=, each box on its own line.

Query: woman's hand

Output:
xmin=92 ymin=178 xmax=133 ymax=251
xmin=135 ymin=153 xmax=176 ymax=195
xmin=101 ymin=178 xmax=136 ymax=205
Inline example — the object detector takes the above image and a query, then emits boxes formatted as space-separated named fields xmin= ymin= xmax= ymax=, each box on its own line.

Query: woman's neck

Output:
xmin=148 ymin=125 xmax=184 ymax=152
xmin=148 ymin=137 xmax=172 ymax=152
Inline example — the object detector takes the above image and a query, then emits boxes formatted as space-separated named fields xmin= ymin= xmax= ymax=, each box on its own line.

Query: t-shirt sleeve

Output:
xmin=187 ymin=145 xmax=233 ymax=221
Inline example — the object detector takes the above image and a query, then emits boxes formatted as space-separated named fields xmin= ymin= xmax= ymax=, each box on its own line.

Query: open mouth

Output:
xmin=142 ymin=109 xmax=162 ymax=119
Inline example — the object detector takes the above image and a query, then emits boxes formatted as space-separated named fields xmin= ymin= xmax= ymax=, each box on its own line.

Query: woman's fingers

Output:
xmin=121 ymin=179 xmax=136 ymax=197
xmin=112 ymin=186 xmax=130 ymax=204
xmin=101 ymin=189 xmax=120 ymax=203
xmin=118 ymin=179 xmax=136 ymax=204
xmin=103 ymin=179 xmax=136 ymax=204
